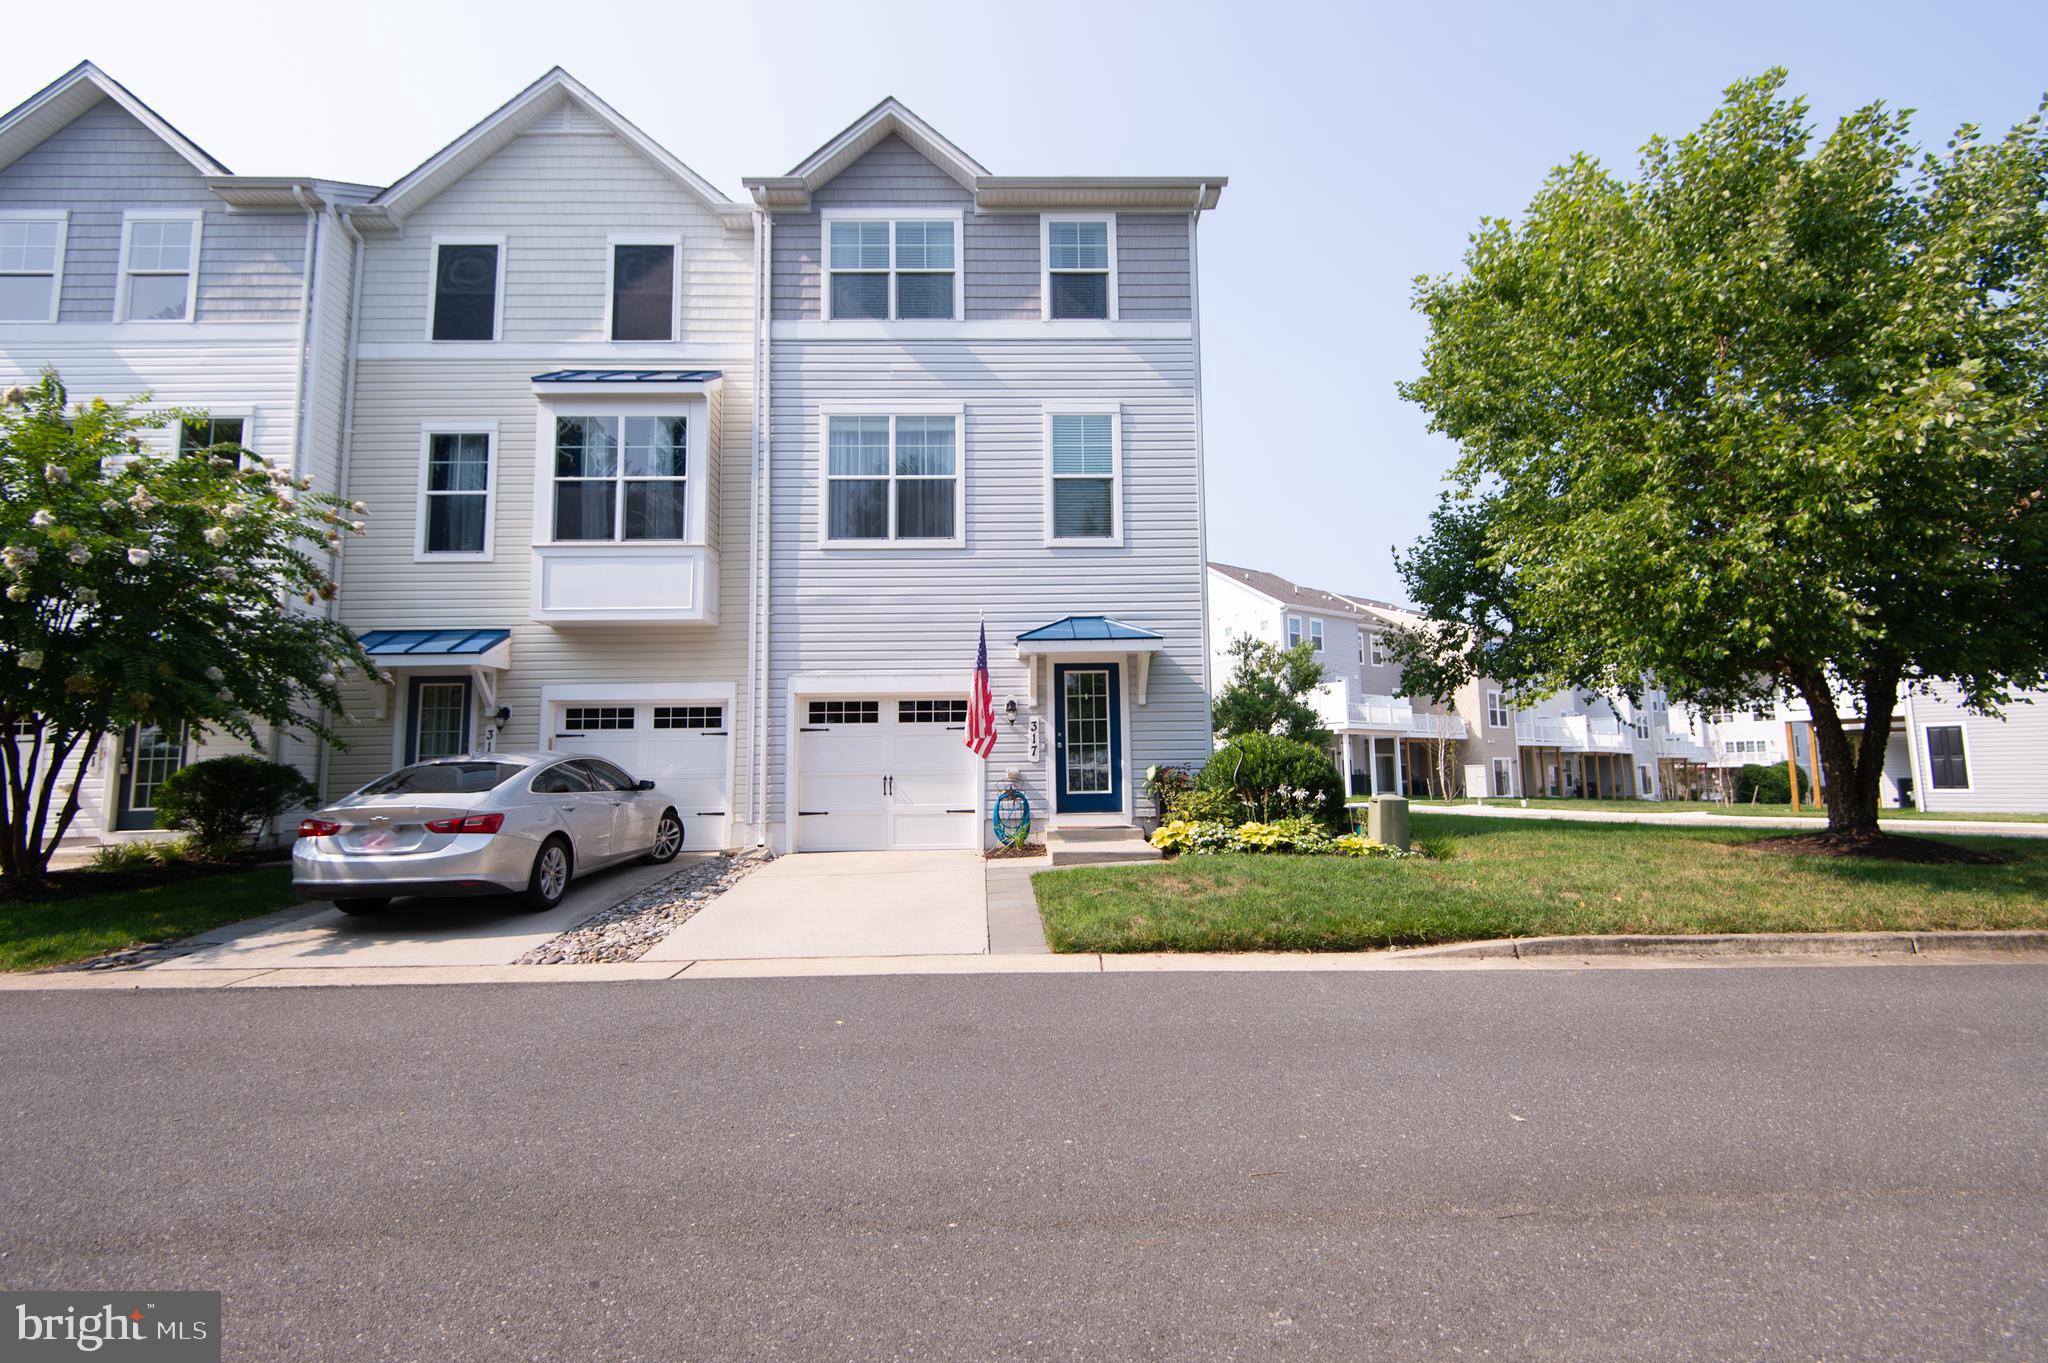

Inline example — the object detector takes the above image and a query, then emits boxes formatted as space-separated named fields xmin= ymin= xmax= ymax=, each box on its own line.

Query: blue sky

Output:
xmin=6 ymin=0 xmax=2046 ymax=600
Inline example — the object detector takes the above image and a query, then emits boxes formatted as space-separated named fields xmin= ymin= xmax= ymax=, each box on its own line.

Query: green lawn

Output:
xmin=1033 ymin=814 xmax=2048 ymax=953
xmin=1347 ymin=795 xmax=2048 ymax=823
xmin=0 ymin=866 xmax=292 ymax=971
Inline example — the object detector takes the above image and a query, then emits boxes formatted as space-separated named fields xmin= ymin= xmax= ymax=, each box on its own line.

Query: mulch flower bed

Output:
xmin=1745 ymin=832 xmax=2010 ymax=865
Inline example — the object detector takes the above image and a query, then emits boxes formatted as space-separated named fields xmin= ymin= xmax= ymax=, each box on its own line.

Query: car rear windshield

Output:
xmin=357 ymin=762 xmax=524 ymax=796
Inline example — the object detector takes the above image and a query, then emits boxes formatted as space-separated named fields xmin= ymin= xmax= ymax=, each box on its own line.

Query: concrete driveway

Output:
xmin=150 ymin=857 xmax=705 ymax=971
xmin=646 ymin=851 xmax=987 ymax=960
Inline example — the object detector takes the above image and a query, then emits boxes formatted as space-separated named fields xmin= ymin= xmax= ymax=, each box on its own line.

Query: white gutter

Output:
xmin=1189 ymin=184 xmax=1212 ymax=701
xmin=1901 ymin=683 xmax=1928 ymax=811
xmin=274 ymin=185 xmax=322 ymax=773
xmin=751 ymin=208 xmax=774 ymax=845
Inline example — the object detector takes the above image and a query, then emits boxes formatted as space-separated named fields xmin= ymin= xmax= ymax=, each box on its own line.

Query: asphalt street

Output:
xmin=2 ymin=965 xmax=2044 ymax=1361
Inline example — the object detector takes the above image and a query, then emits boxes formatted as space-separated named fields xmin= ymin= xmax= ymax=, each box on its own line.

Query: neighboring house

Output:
xmin=1206 ymin=564 xmax=1479 ymax=799
xmin=323 ymin=69 xmax=758 ymax=852
xmin=0 ymin=62 xmax=370 ymax=848
xmin=747 ymin=102 xmax=1223 ymax=850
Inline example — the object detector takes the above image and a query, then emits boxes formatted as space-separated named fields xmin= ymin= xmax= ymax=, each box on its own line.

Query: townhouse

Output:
xmin=0 ymin=62 xmax=369 ymax=846
xmin=321 ymin=70 xmax=759 ymax=853
xmin=1207 ymin=562 xmax=1709 ymax=801
xmin=747 ymin=102 xmax=1223 ymax=851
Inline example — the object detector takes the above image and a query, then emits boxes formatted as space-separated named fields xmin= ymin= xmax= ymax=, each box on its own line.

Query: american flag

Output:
xmin=966 ymin=621 xmax=998 ymax=758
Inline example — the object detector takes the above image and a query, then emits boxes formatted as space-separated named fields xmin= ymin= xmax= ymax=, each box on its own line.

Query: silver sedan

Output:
xmin=292 ymin=752 xmax=685 ymax=915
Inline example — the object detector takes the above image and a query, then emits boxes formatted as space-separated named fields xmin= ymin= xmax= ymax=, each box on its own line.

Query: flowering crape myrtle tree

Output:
xmin=1395 ymin=72 xmax=2048 ymax=848
xmin=0 ymin=372 xmax=376 ymax=879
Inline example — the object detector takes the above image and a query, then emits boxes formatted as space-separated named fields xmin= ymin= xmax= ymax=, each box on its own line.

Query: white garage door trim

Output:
xmin=787 ymin=672 xmax=983 ymax=853
xmin=541 ymin=682 xmax=736 ymax=852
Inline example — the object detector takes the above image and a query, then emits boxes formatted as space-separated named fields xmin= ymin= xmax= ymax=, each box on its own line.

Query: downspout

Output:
xmin=1901 ymin=683 xmax=1927 ymax=812
xmin=275 ymin=184 xmax=321 ymax=771
xmin=1189 ymin=185 xmax=1212 ymax=702
xmin=752 ymin=207 xmax=774 ymax=845
xmin=313 ymin=205 xmax=368 ymax=803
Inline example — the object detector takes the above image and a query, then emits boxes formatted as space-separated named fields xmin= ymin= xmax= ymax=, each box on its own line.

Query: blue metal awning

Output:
xmin=357 ymin=628 xmax=511 ymax=657
xmin=530 ymin=369 xmax=723 ymax=384
xmin=1015 ymin=615 xmax=1163 ymax=643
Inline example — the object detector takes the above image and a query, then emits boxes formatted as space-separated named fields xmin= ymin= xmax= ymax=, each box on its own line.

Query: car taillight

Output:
xmin=424 ymin=812 xmax=504 ymax=835
xmin=298 ymin=819 xmax=341 ymax=838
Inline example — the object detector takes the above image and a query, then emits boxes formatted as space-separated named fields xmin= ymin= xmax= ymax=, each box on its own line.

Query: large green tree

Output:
xmin=1396 ymin=72 xmax=2048 ymax=843
xmin=1212 ymin=635 xmax=1332 ymax=748
xmin=0 ymin=372 xmax=375 ymax=879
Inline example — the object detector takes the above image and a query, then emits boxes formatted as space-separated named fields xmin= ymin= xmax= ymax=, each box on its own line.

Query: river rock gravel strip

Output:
xmin=515 ymin=852 xmax=765 ymax=965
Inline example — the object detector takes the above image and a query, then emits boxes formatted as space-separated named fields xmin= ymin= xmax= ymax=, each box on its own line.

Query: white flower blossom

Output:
xmin=127 ymin=488 xmax=156 ymax=513
xmin=318 ymin=672 xmax=338 ymax=688
xmin=349 ymin=521 xmax=366 ymax=536
xmin=67 ymin=545 xmax=90 ymax=565
xmin=127 ymin=547 xmax=151 ymax=567
xmin=6 ymin=584 xmax=27 ymax=602
xmin=3 ymin=385 xmax=26 ymax=407
xmin=18 ymin=651 xmax=42 ymax=670
xmin=44 ymin=463 xmax=70 ymax=484
xmin=203 ymin=526 xmax=229 ymax=547
xmin=208 ymin=455 xmax=235 ymax=470
xmin=31 ymin=509 xmax=55 ymax=528
xmin=296 ymin=477 xmax=312 ymax=491
xmin=222 ymin=502 xmax=247 ymax=521
xmin=351 ymin=501 xmax=368 ymax=515
xmin=2 ymin=545 xmax=37 ymax=570
xmin=325 ymin=531 xmax=342 ymax=546
xmin=205 ymin=666 xmax=224 ymax=683
xmin=100 ymin=499 xmax=121 ymax=513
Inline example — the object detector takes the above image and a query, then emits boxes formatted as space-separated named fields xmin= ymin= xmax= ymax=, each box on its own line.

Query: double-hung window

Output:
xmin=178 ymin=415 xmax=246 ymax=457
xmin=823 ymin=412 xmax=961 ymax=545
xmin=824 ymin=215 xmax=959 ymax=320
xmin=1287 ymin=617 xmax=1303 ymax=649
xmin=1046 ymin=408 xmax=1121 ymax=544
xmin=429 ymin=238 xmax=502 ymax=341
xmin=0 ymin=214 xmax=65 ymax=322
xmin=1369 ymin=632 xmax=1388 ymax=667
xmin=118 ymin=212 xmax=200 ymax=321
xmin=1042 ymin=215 xmax=1116 ymax=320
xmin=418 ymin=425 xmax=496 ymax=558
xmin=553 ymin=415 xmax=687 ymax=542
xmin=1486 ymin=689 xmax=1510 ymax=729
xmin=609 ymin=239 xmax=677 ymax=341
xmin=1309 ymin=619 xmax=1324 ymax=653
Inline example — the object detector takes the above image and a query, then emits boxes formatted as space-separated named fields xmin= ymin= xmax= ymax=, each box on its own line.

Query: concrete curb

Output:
xmin=1 ymin=930 xmax=2044 ymax=991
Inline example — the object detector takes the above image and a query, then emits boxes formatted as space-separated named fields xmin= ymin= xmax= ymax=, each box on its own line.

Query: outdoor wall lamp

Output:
xmin=1004 ymin=698 xmax=1019 ymax=725
xmin=491 ymin=706 xmax=511 ymax=727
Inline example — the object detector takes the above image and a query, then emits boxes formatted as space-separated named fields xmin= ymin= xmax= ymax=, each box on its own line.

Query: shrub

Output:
xmin=1197 ymin=733 xmax=1345 ymax=829
xmin=1165 ymin=785 xmax=1244 ymax=825
xmin=87 ymin=838 xmax=192 ymax=872
xmin=154 ymin=755 xmax=318 ymax=853
xmin=1149 ymin=819 xmax=1236 ymax=854
xmin=1733 ymin=762 xmax=1811 ymax=805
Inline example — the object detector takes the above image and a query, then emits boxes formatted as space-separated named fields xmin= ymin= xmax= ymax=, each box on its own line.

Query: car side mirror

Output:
xmin=637 ymin=779 xmax=657 ymax=791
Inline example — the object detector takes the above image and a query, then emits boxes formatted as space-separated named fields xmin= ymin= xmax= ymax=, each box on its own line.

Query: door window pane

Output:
xmin=127 ymin=724 xmax=187 ymax=812
xmin=432 ymin=243 xmax=499 ymax=340
xmin=413 ymin=683 xmax=469 ymax=760
xmin=1063 ymin=670 xmax=1111 ymax=794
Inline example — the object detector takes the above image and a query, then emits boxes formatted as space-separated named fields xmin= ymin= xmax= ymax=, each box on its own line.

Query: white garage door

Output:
xmin=551 ymin=701 xmax=731 ymax=851
xmin=795 ymin=697 xmax=978 ymax=851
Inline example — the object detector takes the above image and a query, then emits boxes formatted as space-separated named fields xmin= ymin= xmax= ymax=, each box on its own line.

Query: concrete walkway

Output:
xmin=646 ymin=850 xmax=988 ymax=960
xmin=150 ymin=857 xmax=699 ymax=970
xmin=1416 ymin=802 xmax=2048 ymax=838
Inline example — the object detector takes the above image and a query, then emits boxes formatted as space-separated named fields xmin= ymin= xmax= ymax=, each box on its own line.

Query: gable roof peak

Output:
xmin=0 ymin=59 xmax=229 ymax=178
xmin=745 ymin=95 xmax=986 ymax=209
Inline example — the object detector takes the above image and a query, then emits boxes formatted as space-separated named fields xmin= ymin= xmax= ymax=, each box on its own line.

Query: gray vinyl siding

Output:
xmin=353 ymin=128 xmax=753 ymax=347
xmin=764 ymin=339 xmax=1209 ymax=843
xmin=0 ymin=99 xmax=308 ymax=324
xmin=767 ymin=138 xmax=1193 ymax=322
xmin=1115 ymin=214 xmax=1192 ymax=320
xmin=1910 ymin=684 xmax=2048 ymax=814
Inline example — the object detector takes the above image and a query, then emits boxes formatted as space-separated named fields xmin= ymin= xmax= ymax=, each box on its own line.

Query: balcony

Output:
xmin=1515 ymin=715 xmax=1633 ymax=752
xmin=1312 ymin=682 xmax=1469 ymax=739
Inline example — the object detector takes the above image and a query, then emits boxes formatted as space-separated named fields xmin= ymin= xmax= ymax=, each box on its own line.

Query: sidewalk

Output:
xmin=1417 ymin=803 xmax=2048 ymax=838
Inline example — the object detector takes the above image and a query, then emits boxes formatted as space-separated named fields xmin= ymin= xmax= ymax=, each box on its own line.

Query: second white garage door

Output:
xmin=550 ymin=701 xmax=731 ymax=851
xmin=795 ymin=697 xmax=979 ymax=851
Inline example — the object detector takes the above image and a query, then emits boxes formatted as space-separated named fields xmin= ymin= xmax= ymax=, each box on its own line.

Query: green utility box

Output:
xmin=1367 ymin=795 xmax=1411 ymax=852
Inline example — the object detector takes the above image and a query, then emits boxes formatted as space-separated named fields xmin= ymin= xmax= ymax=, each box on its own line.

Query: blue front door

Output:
xmin=1053 ymin=662 xmax=1122 ymax=814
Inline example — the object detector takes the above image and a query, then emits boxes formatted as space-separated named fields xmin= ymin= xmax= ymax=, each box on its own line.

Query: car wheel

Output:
xmin=641 ymin=809 xmax=684 ymax=864
xmin=335 ymin=898 xmax=391 ymax=916
xmin=520 ymin=837 xmax=572 ymax=912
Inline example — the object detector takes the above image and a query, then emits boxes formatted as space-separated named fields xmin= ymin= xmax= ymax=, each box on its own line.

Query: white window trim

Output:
xmin=819 ymin=209 xmax=965 ymax=323
xmin=1924 ymin=721 xmax=1974 ymax=793
xmin=1369 ymin=631 xmax=1388 ymax=667
xmin=114 ymin=209 xmax=202 ymax=324
xmin=414 ymin=420 xmax=499 ymax=562
xmin=532 ymin=397 xmax=708 ymax=548
xmin=1041 ymin=403 xmax=1124 ymax=547
xmin=1039 ymin=212 xmax=1118 ymax=322
xmin=172 ymin=405 xmax=256 ymax=459
xmin=425 ymin=235 xmax=507 ymax=343
xmin=603 ymin=234 xmax=682 ymax=344
xmin=816 ymin=402 xmax=967 ymax=550
xmin=0 ymin=210 xmax=68 ymax=324
xmin=1310 ymin=619 xmax=1324 ymax=653
xmin=1486 ymin=688 xmax=1509 ymax=729
xmin=1286 ymin=616 xmax=1303 ymax=649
